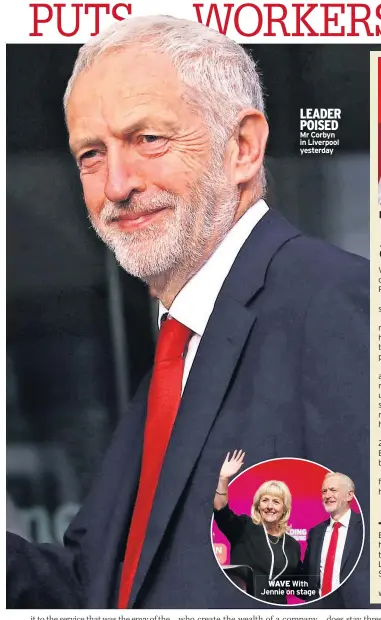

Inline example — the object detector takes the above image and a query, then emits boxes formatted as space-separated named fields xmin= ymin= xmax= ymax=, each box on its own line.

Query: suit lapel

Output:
xmin=86 ymin=380 xmax=150 ymax=608
xmin=129 ymin=209 xmax=301 ymax=606
xmin=340 ymin=511 xmax=358 ymax=575
xmin=314 ymin=520 xmax=330 ymax=583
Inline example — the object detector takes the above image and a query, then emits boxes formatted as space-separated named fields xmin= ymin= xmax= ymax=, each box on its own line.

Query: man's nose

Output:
xmin=104 ymin=145 xmax=146 ymax=203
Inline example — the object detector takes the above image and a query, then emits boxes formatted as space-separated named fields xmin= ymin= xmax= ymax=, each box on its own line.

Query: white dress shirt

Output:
xmin=158 ymin=199 xmax=269 ymax=392
xmin=320 ymin=508 xmax=351 ymax=593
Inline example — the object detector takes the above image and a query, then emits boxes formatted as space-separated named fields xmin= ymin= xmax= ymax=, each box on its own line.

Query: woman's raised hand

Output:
xmin=219 ymin=449 xmax=245 ymax=479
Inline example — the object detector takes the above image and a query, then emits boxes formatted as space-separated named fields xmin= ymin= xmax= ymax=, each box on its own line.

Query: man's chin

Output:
xmin=113 ymin=250 xmax=177 ymax=281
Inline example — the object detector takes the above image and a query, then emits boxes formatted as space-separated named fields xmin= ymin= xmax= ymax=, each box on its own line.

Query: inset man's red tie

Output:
xmin=321 ymin=521 xmax=342 ymax=596
xmin=118 ymin=316 xmax=192 ymax=608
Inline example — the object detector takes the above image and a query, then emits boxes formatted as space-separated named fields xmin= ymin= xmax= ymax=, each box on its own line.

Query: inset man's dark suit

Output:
xmin=7 ymin=209 xmax=369 ymax=609
xmin=303 ymin=510 xmax=363 ymax=599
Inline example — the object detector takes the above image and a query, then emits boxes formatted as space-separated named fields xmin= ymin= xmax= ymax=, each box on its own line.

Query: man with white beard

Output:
xmin=303 ymin=473 xmax=363 ymax=601
xmin=7 ymin=15 xmax=369 ymax=610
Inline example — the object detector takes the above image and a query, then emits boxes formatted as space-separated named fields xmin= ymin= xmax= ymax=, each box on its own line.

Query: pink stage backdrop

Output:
xmin=212 ymin=458 xmax=361 ymax=605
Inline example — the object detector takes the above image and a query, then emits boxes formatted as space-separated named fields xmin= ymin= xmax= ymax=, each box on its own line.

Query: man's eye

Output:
xmin=80 ymin=150 xmax=98 ymax=162
xmin=136 ymin=134 xmax=168 ymax=155
xmin=138 ymin=135 xmax=168 ymax=148
xmin=77 ymin=150 xmax=101 ymax=169
xmin=142 ymin=135 xmax=161 ymax=143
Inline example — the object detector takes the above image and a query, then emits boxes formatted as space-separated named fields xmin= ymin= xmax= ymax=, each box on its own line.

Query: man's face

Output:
xmin=67 ymin=47 xmax=239 ymax=283
xmin=321 ymin=475 xmax=353 ymax=519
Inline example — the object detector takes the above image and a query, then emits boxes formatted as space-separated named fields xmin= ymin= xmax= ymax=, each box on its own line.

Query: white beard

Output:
xmin=90 ymin=159 xmax=240 ymax=285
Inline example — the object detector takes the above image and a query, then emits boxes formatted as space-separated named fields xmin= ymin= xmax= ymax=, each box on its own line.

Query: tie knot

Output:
xmin=333 ymin=521 xmax=342 ymax=531
xmin=155 ymin=316 xmax=192 ymax=363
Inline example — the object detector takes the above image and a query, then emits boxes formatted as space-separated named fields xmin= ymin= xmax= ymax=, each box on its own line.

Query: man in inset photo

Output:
xmin=303 ymin=472 xmax=363 ymax=600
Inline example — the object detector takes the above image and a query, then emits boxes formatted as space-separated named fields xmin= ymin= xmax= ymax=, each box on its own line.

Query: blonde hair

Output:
xmin=251 ymin=480 xmax=292 ymax=536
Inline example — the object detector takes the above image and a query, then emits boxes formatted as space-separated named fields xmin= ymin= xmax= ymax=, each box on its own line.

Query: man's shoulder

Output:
xmin=256 ymin=214 xmax=369 ymax=312
xmin=308 ymin=518 xmax=330 ymax=537
xmin=220 ymin=208 xmax=368 ymax=308
xmin=268 ymin=222 xmax=368 ymax=288
xmin=349 ymin=510 xmax=362 ymax=526
xmin=235 ymin=207 xmax=368 ymax=296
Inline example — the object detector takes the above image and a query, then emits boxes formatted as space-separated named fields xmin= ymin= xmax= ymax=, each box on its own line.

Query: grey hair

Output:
xmin=323 ymin=472 xmax=355 ymax=493
xmin=64 ymin=15 xmax=267 ymax=193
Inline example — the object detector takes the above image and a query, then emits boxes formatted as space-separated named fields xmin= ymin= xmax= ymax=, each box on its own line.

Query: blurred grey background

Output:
xmin=6 ymin=44 xmax=374 ymax=542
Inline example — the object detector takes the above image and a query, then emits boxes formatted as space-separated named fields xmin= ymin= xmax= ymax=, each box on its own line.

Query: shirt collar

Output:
xmin=329 ymin=508 xmax=351 ymax=529
xmin=158 ymin=199 xmax=269 ymax=334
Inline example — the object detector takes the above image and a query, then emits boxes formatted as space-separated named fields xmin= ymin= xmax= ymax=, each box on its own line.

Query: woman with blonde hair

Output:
xmin=213 ymin=451 xmax=302 ymax=603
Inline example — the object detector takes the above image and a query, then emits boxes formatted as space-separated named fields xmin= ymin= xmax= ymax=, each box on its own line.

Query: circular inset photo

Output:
xmin=211 ymin=453 xmax=364 ymax=605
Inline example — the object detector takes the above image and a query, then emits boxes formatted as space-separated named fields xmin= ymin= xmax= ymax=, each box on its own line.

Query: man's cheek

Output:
xmin=82 ymin=178 xmax=106 ymax=217
xmin=167 ymin=148 xmax=206 ymax=178
xmin=150 ymin=158 xmax=191 ymax=195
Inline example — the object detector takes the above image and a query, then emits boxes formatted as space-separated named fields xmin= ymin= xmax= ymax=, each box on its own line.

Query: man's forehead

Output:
xmin=70 ymin=46 xmax=181 ymax=100
xmin=322 ymin=475 xmax=343 ymax=488
xmin=66 ymin=47 xmax=186 ymax=133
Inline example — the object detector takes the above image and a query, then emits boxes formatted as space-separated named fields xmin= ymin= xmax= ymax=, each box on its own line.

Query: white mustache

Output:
xmin=100 ymin=194 xmax=179 ymax=225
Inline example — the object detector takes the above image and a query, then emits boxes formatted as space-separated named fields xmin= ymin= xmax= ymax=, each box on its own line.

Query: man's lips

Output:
xmin=111 ymin=207 xmax=167 ymax=231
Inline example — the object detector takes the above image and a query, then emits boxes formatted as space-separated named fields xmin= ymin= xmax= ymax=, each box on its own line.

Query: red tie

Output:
xmin=321 ymin=521 xmax=342 ymax=595
xmin=117 ymin=316 xmax=192 ymax=608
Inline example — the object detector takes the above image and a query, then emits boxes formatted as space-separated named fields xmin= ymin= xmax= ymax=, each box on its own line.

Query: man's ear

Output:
xmin=228 ymin=108 xmax=268 ymax=186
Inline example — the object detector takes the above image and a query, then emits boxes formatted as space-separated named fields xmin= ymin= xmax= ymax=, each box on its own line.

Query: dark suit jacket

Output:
xmin=7 ymin=209 xmax=369 ymax=609
xmin=303 ymin=510 xmax=364 ymax=598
